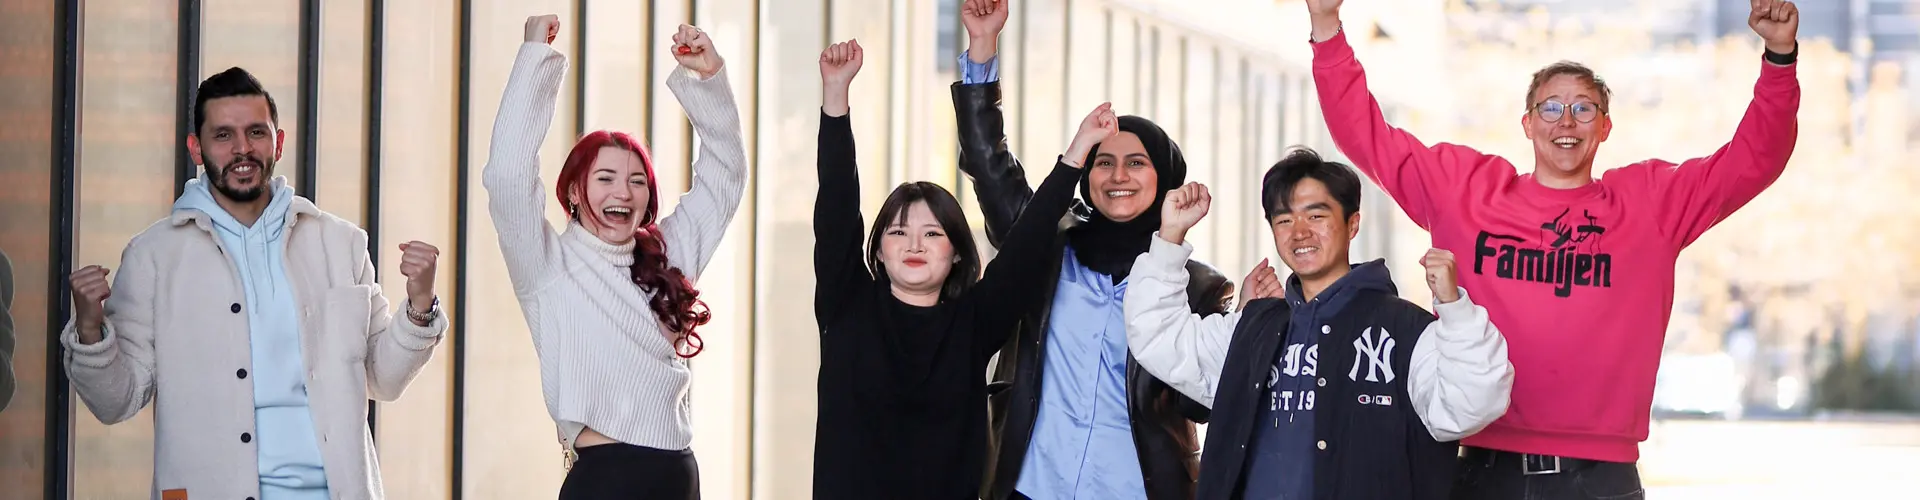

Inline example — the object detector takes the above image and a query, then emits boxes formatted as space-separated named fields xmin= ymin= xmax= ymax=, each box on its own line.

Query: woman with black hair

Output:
xmin=809 ymin=39 xmax=1112 ymax=499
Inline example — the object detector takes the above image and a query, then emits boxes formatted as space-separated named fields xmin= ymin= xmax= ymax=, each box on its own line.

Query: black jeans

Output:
xmin=1451 ymin=447 xmax=1644 ymax=500
xmin=558 ymin=443 xmax=700 ymax=500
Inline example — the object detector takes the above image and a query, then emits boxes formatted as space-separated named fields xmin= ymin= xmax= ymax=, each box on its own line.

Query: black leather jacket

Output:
xmin=955 ymin=80 xmax=1218 ymax=500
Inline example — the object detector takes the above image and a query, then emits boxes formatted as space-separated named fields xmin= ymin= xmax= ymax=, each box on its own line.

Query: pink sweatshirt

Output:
xmin=1311 ymin=30 xmax=1800 ymax=462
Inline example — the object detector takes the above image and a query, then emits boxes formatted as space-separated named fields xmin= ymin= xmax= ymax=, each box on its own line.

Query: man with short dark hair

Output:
xmin=1303 ymin=0 xmax=1801 ymax=496
xmin=1124 ymin=148 xmax=1515 ymax=499
xmin=64 ymin=66 xmax=446 ymax=499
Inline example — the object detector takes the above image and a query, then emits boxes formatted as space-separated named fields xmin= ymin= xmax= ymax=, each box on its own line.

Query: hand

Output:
xmin=69 ymin=265 xmax=112 ymax=338
xmin=1158 ymin=182 xmax=1210 ymax=244
xmin=1062 ymin=102 xmax=1118 ymax=167
xmin=524 ymin=15 xmax=559 ymax=44
xmin=1237 ymin=258 xmax=1284 ymax=311
xmin=1421 ymin=248 xmax=1461 ymax=304
xmin=671 ymin=24 xmax=725 ymax=79
xmin=962 ymin=0 xmax=1011 ymax=57
xmin=398 ymin=242 xmax=440 ymax=313
xmin=1305 ymin=0 xmax=1343 ymax=42
xmin=1748 ymin=0 xmax=1798 ymax=54
xmin=819 ymin=40 xmax=863 ymax=87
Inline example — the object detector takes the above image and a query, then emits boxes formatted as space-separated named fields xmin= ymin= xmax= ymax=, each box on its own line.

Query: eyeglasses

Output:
xmin=1531 ymin=99 xmax=1605 ymax=124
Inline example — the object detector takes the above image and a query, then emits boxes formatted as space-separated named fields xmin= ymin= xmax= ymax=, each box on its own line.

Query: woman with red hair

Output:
xmin=482 ymin=15 xmax=746 ymax=498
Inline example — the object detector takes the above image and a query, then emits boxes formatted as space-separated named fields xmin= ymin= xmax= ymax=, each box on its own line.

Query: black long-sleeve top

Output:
xmin=811 ymin=111 xmax=1079 ymax=499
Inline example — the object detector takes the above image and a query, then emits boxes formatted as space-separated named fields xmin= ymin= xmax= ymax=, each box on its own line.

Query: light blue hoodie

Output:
xmin=175 ymin=174 xmax=329 ymax=499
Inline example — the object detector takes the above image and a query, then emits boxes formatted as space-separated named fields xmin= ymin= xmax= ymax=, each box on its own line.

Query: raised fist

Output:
xmin=671 ymin=24 xmax=725 ymax=78
xmin=525 ymin=15 xmax=559 ymax=45
xmin=69 ymin=265 xmax=112 ymax=334
xmin=1158 ymin=182 xmax=1211 ymax=243
xmin=398 ymin=242 xmax=440 ymax=313
xmin=1421 ymin=248 xmax=1461 ymax=304
xmin=962 ymin=0 xmax=1011 ymax=41
xmin=1238 ymin=258 xmax=1283 ymax=311
xmin=819 ymin=39 xmax=863 ymax=87
xmin=1063 ymin=102 xmax=1118 ymax=167
xmin=1749 ymin=0 xmax=1799 ymax=54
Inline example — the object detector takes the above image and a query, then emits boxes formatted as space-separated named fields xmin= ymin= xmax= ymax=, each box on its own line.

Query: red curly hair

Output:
xmin=556 ymin=130 xmax=711 ymax=358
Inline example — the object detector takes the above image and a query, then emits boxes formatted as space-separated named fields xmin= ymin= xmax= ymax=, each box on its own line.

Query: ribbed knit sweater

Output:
xmin=482 ymin=42 xmax=748 ymax=452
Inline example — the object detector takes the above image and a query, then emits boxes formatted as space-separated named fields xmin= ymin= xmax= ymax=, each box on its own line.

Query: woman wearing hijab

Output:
xmin=810 ymin=39 xmax=1122 ymax=499
xmin=950 ymin=7 xmax=1215 ymax=498
xmin=482 ymin=15 xmax=746 ymax=498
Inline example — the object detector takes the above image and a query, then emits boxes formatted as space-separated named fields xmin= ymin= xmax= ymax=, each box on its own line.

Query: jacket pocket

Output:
xmin=320 ymin=285 xmax=375 ymax=362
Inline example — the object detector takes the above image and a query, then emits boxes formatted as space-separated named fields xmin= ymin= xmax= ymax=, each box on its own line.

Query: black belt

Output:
xmin=1461 ymin=446 xmax=1613 ymax=476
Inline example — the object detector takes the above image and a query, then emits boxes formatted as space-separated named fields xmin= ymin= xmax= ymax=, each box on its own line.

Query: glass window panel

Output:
xmin=0 ymin=1 xmax=59 ymax=497
xmin=372 ymin=0 xmax=458 ymax=496
xmin=69 ymin=1 xmax=179 ymax=495
xmin=460 ymin=1 xmax=578 ymax=497
xmin=750 ymin=0 xmax=826 ymax=495
xmin=1181 ymin=41 xmax=1216 ymax=255
xmin=1016 ymin=0 xmax=1066 ymax=171
xmin=317 ymin=0 xmax=370 ymax=225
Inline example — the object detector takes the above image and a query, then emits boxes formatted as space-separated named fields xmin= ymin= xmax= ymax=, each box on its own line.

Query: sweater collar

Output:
xmin=562 ymin=221 xmax=636 ymax=267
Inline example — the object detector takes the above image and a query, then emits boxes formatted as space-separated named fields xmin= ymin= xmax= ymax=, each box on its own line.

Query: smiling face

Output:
xmin=1269 ymin=178 xmax=1360 ymax=284
xmin=1086 ymin=131 xmax=1160 ymax=222
xmin=1523 ymin=73 xmax=1613 ymax=182
xmin=188 ymin=95 xmax=284 ymax=203
xmin=878 ymin=201 xmax=958 ymax=297
xmin=569 ymin=146 xmax=654 ymax=246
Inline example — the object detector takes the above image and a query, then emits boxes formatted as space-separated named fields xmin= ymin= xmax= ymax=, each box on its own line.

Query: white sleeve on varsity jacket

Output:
xmin=1409 ymin=288 xmax=1515 ymax=442
xmin=1123 ymin=233 xmax=1241 ymax=409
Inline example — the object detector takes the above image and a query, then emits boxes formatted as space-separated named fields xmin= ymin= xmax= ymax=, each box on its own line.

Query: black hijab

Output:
xmin=1068 ymin=115 xmax=1187 ymax=282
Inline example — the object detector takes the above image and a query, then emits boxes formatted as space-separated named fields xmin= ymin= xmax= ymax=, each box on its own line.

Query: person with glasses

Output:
xmin=1299 ymin=0 xmax=1801 ymax=498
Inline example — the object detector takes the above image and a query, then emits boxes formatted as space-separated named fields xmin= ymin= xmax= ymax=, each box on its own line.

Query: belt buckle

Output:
xmin=1521 ymin=454 xmax=1562 ymax=475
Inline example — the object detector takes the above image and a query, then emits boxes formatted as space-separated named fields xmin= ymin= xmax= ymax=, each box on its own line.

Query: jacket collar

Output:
xmin=169 ymin=191 xmax=321 ymax=233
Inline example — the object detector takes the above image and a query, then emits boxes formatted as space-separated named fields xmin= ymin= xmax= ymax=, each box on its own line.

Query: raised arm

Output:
xmin=480 ymin=15 xmax=570 ymax=294
xmin=1305 ymin=0 xmax=1489 ymax=229
xmin=814 ymin=40 xmax=875 ymax=330
xmin=1645 ymin=0 xmax=1801 ymax=248
xmin=1122 ymin=183 xmax=1243 ymax=408
xmin=656 ymin=24 xmax=750 ymax=282
xmin=969 ymin=103 xmax=1110 ymax=360
xmin=61 ymin=249 xmax=158 ymax=425
xmin=954 ymin=0 xmax=1031 ymax=248
xmin=1407 ymin=249 xmax=1513 ymax=441
xmin=363 ymin=240 xmax=448 ymax=401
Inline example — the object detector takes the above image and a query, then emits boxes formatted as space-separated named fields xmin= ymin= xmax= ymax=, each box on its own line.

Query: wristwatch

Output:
xmin=407 ymin=296 xmax=440 ymax=325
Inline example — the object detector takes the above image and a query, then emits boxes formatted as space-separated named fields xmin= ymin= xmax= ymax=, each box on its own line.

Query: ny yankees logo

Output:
xmin=1349 ymin=327 xmax=1396 ymax=383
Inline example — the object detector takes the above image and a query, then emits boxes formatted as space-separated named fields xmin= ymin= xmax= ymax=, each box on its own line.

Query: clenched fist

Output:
xmin=1063 ymin=102 xmax=1119 ymax=168
xmin=1238 ymin=258 xmax=1283 ymax=311
xmin=820 ymin=40 xmax=863 ymax=87
xmin=398 ymin=242 xmax=440 ymax=316
xmin=525 ymin=15 xmax=559 ymax=45
xmin=1749 ymin=0 xmax=1799 ymax=55
xmin=1158 ymin=182 xmax=1211 ymax=245
xmin=962 ymin=0 xmax=1011 ymax=43
xmin=1421 ymin=248 xmax=1461 ymax=304
xmin=671 ymin=24 xmax=725 ymax=79
xmin=69 ymin=265 xmax=112 ymax=342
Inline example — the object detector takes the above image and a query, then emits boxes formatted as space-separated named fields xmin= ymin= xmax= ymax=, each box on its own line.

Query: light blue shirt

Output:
xmin=959 ymin=51 xmax=1000 ymax=84
xmin=1016 ymin=247 xmax=1146 ymax=499
xmin=175 ymin=175 xmax=329 ymax=499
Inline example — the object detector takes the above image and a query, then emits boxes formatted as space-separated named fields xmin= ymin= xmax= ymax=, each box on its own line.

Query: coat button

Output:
xmin=237 ymin=369 xmax=248 ymax=379
xmin=241 ymin=432 xmax=252 ymax=443
xmin=231 ymin=303 xmax=242 ymax=313
xmin=1317 ymin=378 xmax=1326 ymax=387
xmin=1320 ymin=325 xmax=1330 ymax=334
xmin=1317 ymin=440 xmax=1327 ymax=450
